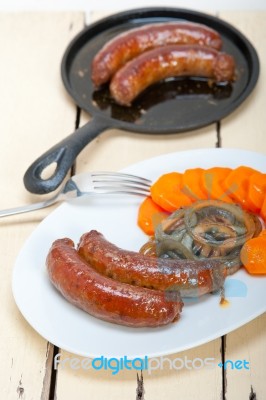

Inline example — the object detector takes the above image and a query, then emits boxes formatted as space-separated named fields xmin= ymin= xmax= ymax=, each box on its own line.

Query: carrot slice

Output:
xmin=182 ymin=168 xmax=207 ymax=201
xmin=248 ymin=172 xmax=266 ymax=211
xmin=223 ymin=166 xmax=258 ymax=211
xmin=240 ymin=236 xmax=266 ymax=274
xmin=138 ymin=196 xmax=169 ymax=236
xmin=259 ymin=229 xmax=266 ymax=238
xmin=150 ymin=172 xmax=192 ymax=212
xmin=202 ymin=167 xmax=233 ymax=202
xmin=261 ymin=196 xmax=266 ymax=222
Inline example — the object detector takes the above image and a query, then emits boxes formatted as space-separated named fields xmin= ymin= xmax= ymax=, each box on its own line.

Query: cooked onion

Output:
xmin=184 ymin=200 xmax=256 ymax=250
xmin=140 ymin=200 xmax=263 ymax=275
xmin=139 ymin=237 xmax=157 ymax=257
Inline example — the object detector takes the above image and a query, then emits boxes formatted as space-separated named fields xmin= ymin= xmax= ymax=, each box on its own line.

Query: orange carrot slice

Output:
xmin=261 ymin=196 xmax=266 ymax=222
xmin=182 ymin=168 xmax=207 ymax=201
xmin=150 ymin=172 xmax=192 ymax=212
xmin=202 ymin=167 xmax=233 ymax=202
xmin=240 ymin=236 xmax=266 ymax=274
xmin=259 ymin=229 xmax=266 ymax=238
xmin=223 ymin=166 xmax=258 ymax=211
xmin=248 ymin=171 xmax=266 ymax=211
xmin=138 ymin=196 xmax=169 ymax=236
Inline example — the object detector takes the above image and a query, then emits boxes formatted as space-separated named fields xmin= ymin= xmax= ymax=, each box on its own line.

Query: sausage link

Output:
xmin=92 ymin=22 xmax=222 ymax=86
xmin=77 ymin=230 xmax=226 ymax=297
xmin=110 ymin=45 xmax=235 ymax=106
xmin=47 ymin=238 xmax=183 ymax=327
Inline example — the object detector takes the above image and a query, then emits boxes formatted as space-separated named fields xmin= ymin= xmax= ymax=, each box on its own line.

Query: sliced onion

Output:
xmin=156 ymin=238 xmax=195 ymax=260
xmin=139 ymin=237 xmax=157 ymax=257
xmin=155 ymin=208 xmax=186 ymax=242
xmin=184 ymin=200 xmax=256 ymax=249
xmin=140 ymin=199 xmax=263 ymax=276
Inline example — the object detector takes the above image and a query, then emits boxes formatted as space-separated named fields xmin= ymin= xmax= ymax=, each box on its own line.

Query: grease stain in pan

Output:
xmin=92 ymin=78 xmax=233 ymax=123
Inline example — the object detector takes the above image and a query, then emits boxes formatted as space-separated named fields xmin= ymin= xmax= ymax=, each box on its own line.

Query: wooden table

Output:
xmin=0 ymin=9 xmax=265 ymax=400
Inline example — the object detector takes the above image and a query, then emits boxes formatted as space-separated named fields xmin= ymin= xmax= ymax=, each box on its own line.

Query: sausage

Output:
xmin=77 ymin=230 xmax=226 ymax=297
xmin=110 ymin=45 xmax=236 ymax=106
xmin=92 ymin=22 xmax=223 ymax=86
xmin=46 ymin=238 xmax=183 ymax=327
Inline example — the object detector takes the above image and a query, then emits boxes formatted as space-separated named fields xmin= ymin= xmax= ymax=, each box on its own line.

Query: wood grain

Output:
xmin=0 ymin=12 xmax=84 ymax=400
xmin=76 ymin=115 xmax=218 ymax=174
xmin=142 ymin=341 xmax=222 ymax=400
xmin=218 ymin=11 xmax=266 ymax=153
xmin=223 ymin=314 xmax=266 ymax=400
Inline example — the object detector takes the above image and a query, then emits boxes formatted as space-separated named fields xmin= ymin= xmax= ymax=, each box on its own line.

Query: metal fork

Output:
xmin=0 ymin=172 xmax=152 ymax=218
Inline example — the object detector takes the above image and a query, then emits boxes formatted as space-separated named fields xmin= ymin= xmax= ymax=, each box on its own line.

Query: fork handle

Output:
xmin=23 ymin=116 xmax=109 ymax=194
xmin=0 ymin=197 xmax=57 ymax=218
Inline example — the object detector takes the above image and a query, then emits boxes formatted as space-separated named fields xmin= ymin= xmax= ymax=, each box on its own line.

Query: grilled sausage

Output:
xmin=78 ymin=230 xmax=226 ymax=297
xmin=110 ymin=45 xmax=236 ymax=106
xmin=46 ymin=238 xmax=183 ymax=327
xmin=92 ymin=22 xmax=223 ymax=86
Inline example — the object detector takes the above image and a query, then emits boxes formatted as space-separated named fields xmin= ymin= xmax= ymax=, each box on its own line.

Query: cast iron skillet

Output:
xmin=23 ymin=7 xmax=259 ymax=194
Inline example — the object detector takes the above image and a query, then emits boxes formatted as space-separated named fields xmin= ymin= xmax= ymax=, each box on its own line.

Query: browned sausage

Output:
xmin=92 ymin=22 xmax=223 ymax=86
xmin=77 ymin=230 xmax=226 ymax=297
xmin=46 ymin=238 xmax=183 ymax=327
xmin=110 ymin=45 xmax=235 ymax=106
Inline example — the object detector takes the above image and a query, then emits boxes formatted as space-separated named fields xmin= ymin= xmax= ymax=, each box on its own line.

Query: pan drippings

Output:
xmin=92 ymin=78 xmax=233 ymax=124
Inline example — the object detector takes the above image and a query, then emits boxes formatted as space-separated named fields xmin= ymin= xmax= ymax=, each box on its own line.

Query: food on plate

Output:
xmin=46 ymin=164 xmax=265 ymax=328
xmin=240 ymin=232 xmax=266 ymax=274
xmin=143 ymin=200 xmax=262 ymax=276
xmin=46 ymin=238 xmax=183 ymax=327
xmin=201 ymin=167 xmax=233 ymax=202
xmin=110 ymin=45 xmax=235 ymax=106
xmin=139 ymin=166 xmax=266 ymax=236
xmin=261 ymin=196 xmax=266 ymax=221
xmin=150 ymin=172 xmax=193 ymax=213
xmin=258 ymin=229 xmax=266 ymax=238
xmin=247 ymin=171 xmax=266 ymax=211
xmin=137 ymin=196 xmax=169 ymax=236
xmin=223 ymin=166 xmax=258 ymax=212
xmin=182 ymin=168 xmax=207 ymax=201
xmin=78 ymin=230 xmax=226 ymax=298
xmin=91 ymin=22 xmax=223 ymax=86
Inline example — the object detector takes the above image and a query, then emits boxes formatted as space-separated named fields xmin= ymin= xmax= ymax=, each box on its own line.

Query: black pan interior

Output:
xmin=61 ymin=8 xmax=259 ymax=133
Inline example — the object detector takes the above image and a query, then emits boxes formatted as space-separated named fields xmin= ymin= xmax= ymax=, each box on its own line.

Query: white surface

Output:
xmin=12 ymin=148 xmax=266 ymax=359
xmin=0 ymin=0 xmax=265 ymax=14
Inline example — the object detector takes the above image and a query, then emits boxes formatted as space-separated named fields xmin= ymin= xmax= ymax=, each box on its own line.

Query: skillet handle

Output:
xmin=23 ymin=116 xmax=109 ymax=194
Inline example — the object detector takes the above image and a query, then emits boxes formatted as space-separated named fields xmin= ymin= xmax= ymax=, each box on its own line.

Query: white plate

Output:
xmin=12 ymin=148 xmax=266 ymax=358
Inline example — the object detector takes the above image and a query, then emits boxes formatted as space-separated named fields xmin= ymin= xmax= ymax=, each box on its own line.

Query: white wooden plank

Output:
xmin=218 ymin=11 xmax=266 ymax=153
xmin=75 ymin=117 xmax=218 ymax=173
xmin=56 ymin=341 xmax=223 ymax=400
xmin=1 ymin=0 xmax=266 ymax=14
xmin=0 ymin=12 xmax=85 ymax=209
xmin=55 ymin=352 xmax=143 ymax=400
xmin=143 ymin=340 xmax=222 ymax=400
xmin=0 ymin=12 xmax=84 ymax=400
xmin=223 ymin=313 xmax=266 ymax=400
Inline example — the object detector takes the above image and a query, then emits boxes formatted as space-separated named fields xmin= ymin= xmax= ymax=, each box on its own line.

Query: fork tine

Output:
xmin=91 ymin=171 xmax=151 ymax=196
xmin=92 ymin=179 xmax=150 ymax=189
xmin=93 ymin=188 xmax=150 ymax=196
xmin=93 ymin=184 xmax=150 ymax=194
xmin=91 ymin=171 xmax=152 ymax=184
